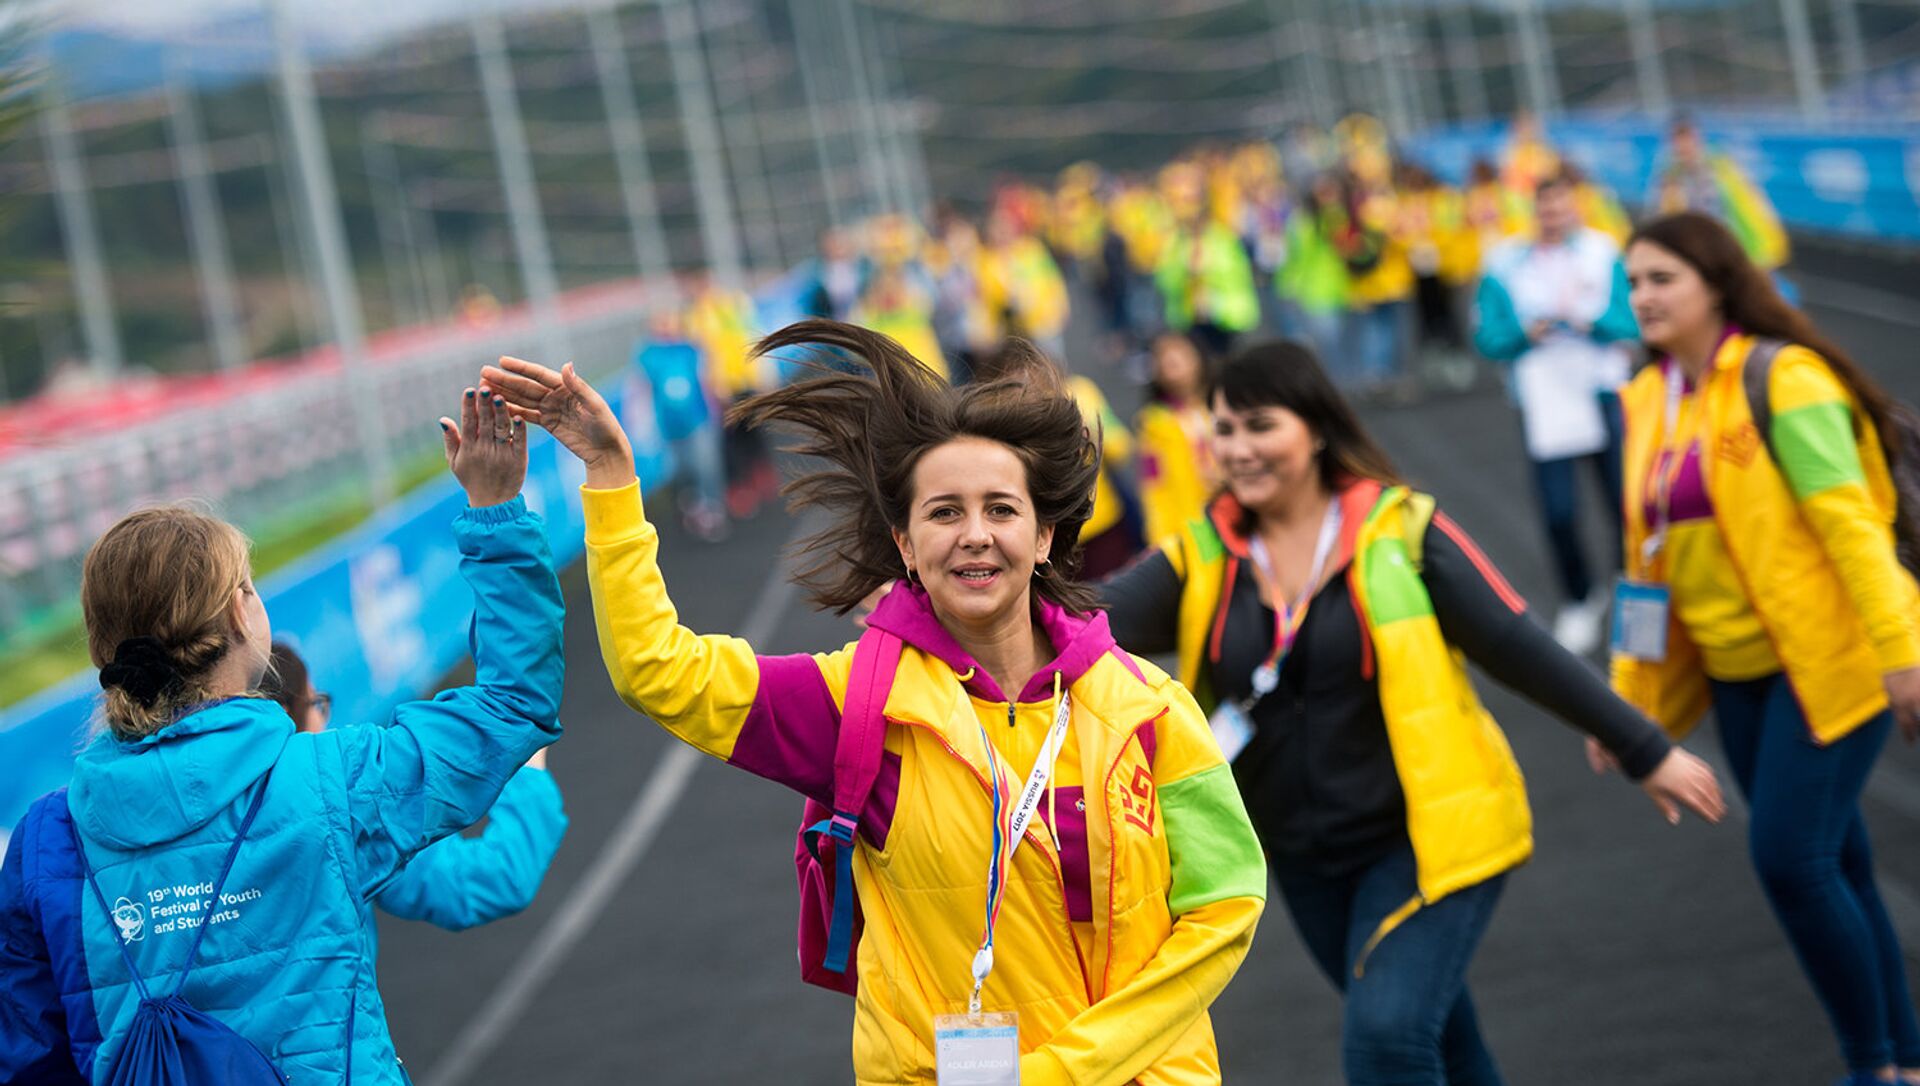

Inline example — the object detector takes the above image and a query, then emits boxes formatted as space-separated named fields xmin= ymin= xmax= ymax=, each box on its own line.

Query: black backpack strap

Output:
xmin=1741 ymin=337 xmax=1790 ymax=454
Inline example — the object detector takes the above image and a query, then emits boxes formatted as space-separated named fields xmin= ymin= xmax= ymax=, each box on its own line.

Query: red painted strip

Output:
xmin=1434 ymin=512 xmax=1528 ymax=615
xmin=1209 ymin=557 xmax=1239 ymax=664
xmin=1348 ymin=570 xmax=1375 ymax=682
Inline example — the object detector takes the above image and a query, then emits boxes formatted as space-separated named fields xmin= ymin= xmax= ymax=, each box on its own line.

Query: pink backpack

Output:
xmin=794 ymin=625 xmax=903 ymax=994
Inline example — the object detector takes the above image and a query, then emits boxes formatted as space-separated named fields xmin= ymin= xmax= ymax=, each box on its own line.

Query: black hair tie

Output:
xmin=99 ymin=637 xmax=181 ymax=708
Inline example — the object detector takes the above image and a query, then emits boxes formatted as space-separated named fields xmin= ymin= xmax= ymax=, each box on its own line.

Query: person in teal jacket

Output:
xmin=265 ymin=640 xmax=568 ymax=933
xmin=0 ymin=385 xmax=564 ymax=1085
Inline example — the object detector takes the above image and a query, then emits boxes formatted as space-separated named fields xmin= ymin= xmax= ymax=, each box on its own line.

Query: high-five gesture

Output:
xmin=483 ymin=356 xmax=636 ymax=490
xmin=439 ymin=382 xmax=528 ymax=507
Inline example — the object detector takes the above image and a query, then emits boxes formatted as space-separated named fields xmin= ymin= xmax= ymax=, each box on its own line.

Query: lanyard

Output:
xmin=1244 ymin=499 xmax=1344 ymax=707
xmin=1643 ymin=361 xmax=1701 ymax=567
xmin=969 ymin=691 xmax=1073 ymax=1015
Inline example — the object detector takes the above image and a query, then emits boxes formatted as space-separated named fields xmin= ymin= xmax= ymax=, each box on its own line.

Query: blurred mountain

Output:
xmin=47 ymin=13 xmax=358 ymax=98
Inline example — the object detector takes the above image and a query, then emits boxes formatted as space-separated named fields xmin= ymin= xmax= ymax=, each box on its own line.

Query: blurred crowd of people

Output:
xmin=638 ymin=109 xmax=1788 ymax=631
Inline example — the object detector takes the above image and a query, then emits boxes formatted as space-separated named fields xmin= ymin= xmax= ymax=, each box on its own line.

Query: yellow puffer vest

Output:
xmin=1162 ymin=482 xmax=1533 ymax=957
xmin=1614 ymin=334 xmax=1902 ymax=743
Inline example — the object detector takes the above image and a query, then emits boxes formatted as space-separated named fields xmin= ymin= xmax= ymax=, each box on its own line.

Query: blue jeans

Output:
xmin=1274 ymin=845 xmax=1506 ymax=1085
xmin=1355 ymin=301 xmax=1408 ymax=386
xmin=1712 ymin=674 xmax=1920 ymax=1072
xmin=669 ymin=425 xmax=725 ymax=514
xmin=1528 ymin=390 xmax=1623 ymax=604
xmin=1289 ymin=305 xmax=1352 ymax=386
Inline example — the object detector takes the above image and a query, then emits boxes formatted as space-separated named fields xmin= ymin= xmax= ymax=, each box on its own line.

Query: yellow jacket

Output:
xmin=1399 ymin=187 xmax=1478 ymax=286
xmin=685 ymin=289 xmax=762 ymax=399
xmin=855 ymin=301 xmax=951 ymax=382
xmin=981 ymin=237 xmax=1071 ymax=341
xmin=1347 ymin=191 xmax=1415 ymax=307
xmin=582 ymin=482 xmax=1266 ymax=1084
xmin=1135 ymin=400 xmax=1216 ymax=548
xmin=1159 ymin=482 xmax=1533 ymax=965
xmin=1067 ymin=375 xmax=1134 ymax=541
xmin=1613 ymin=334 xmax=1920 ymax=743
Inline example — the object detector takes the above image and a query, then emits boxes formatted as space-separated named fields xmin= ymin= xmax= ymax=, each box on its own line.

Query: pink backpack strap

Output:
xmin=812 ymin=624 xmax=902 ymax=974
xmin=832 ymin=625 xmax=903 ymax=825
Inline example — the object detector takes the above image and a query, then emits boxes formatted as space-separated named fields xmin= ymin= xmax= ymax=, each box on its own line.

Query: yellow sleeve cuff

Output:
xmin=1873 ymin=630 xmax=1920 ymax=675
xmin=1018 ymin=1048 xmax=1072 ymax=1086
xmin=582 ymin=480 xmax=648 ymax=545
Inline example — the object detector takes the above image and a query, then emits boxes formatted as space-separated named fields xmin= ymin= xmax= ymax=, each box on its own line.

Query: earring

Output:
xmin=906 ymin=565 xmax=922 ymax=585
xmin=1033 ymin=558 xmax=1054 ymax=578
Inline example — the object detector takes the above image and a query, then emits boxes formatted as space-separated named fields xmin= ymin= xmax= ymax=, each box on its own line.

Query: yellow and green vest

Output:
xmin=1160 ymin=482 xmax=1533 ymax=963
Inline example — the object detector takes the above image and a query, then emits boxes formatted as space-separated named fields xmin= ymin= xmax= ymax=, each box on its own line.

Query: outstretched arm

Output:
xmin=490 ymin=355 xmax=856 ymax=800
xmin=374 ymin=765 xmax=569 ymax=931
xmin=341 ymin=383 xmax=566 ymax=894
xmin=1422 ymin=512 xmax=1724 ymax=825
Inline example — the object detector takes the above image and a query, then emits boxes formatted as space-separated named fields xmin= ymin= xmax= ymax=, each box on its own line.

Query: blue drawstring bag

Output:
xmin=72 ymin=772 xmax=288 ymax=1086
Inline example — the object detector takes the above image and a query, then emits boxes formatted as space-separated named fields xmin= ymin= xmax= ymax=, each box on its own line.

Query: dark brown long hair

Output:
xmin=1629 ymin=211 xmax=1896 ymax=449
xmin=731 ymin=319 xmax=1101 ymax=615
xmin=1211 ymin=339 xmax=1403 ymax=493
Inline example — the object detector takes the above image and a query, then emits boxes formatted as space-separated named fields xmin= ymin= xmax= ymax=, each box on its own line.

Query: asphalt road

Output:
xmin=375 ymin=235 xmax=1920 ymax=1084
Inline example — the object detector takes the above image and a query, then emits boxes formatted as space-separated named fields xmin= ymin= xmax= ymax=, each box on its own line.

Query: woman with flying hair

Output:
xmin=486 ymin=320 xmax=1266 ymax=1085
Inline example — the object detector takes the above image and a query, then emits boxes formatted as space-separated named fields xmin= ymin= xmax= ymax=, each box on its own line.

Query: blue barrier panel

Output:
xmin=0 ymin=367 xmax=661 ymax=841
xmin=1401 ymin=115 xmax=1920 ymax=243
xmin=0 ymin=268 xmax=817 ymax=844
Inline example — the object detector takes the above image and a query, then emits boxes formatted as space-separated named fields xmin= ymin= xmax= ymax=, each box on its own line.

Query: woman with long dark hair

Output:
xmin=1615 ymin=211 xmax=1920 ymax=1085
xmin=1099 ymin=339 xmax=1723 ymax=1084
xmin=486 ymin=321 xmax=1267 ymax=1085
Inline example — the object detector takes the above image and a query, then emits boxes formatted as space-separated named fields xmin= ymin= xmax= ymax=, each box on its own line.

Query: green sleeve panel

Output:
xmin=1160 ymin=763 xmax=1267 ymax=913
xmin=1773 ymin=400 xmax=1866 ymax=501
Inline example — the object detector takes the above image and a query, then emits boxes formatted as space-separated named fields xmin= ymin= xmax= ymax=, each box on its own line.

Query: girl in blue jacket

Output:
xmin=265 ymin=640 xmax=568 ymax=933
xmin=0 ymin=385 xmax=565 ymax=1084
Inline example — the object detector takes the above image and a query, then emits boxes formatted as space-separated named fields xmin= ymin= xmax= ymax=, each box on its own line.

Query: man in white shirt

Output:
xmin=1473 ymin=170 xmax=1640 ymax=654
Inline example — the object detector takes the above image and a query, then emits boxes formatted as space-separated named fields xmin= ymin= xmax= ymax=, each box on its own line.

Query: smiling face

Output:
xmin=892 ymin=437 xmax=1055 ymax=631
xmin=1211 ymin=391 xmax=1322 ymax=514
xmin=1626 ymin=239 xmax=1720 ymax=355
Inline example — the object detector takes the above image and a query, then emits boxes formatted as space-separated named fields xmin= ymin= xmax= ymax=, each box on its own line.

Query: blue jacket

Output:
xmin=637 ymin=339 xmax=713 ymax=443
xmin=372 ymin=765 xmax=566 ymax=932
xmin=0 ymin=496 xmax=564 ymax=1085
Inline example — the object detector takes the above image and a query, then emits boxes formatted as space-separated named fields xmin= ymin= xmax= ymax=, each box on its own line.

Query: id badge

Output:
xmin=934 ymin=1011 xmax=1020 ymax=1085
xmin=1208 ymin=701 xmax=1255 ymax=763
xmin=1611 ymin=579 xmax=1671 ymax=662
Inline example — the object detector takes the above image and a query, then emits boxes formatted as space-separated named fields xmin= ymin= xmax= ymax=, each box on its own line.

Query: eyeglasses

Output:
xmin=311 ymin=692 xmax=333 ymax=725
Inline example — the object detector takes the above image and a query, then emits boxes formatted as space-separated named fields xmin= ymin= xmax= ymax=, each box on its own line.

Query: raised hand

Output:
xmin=439 ymin=383 xmax=528 ymax=507
xmin=482 ymin=356 xmax=636 ymax=489
xmin=1639 ymin=747 xmax=1727 ymax=826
